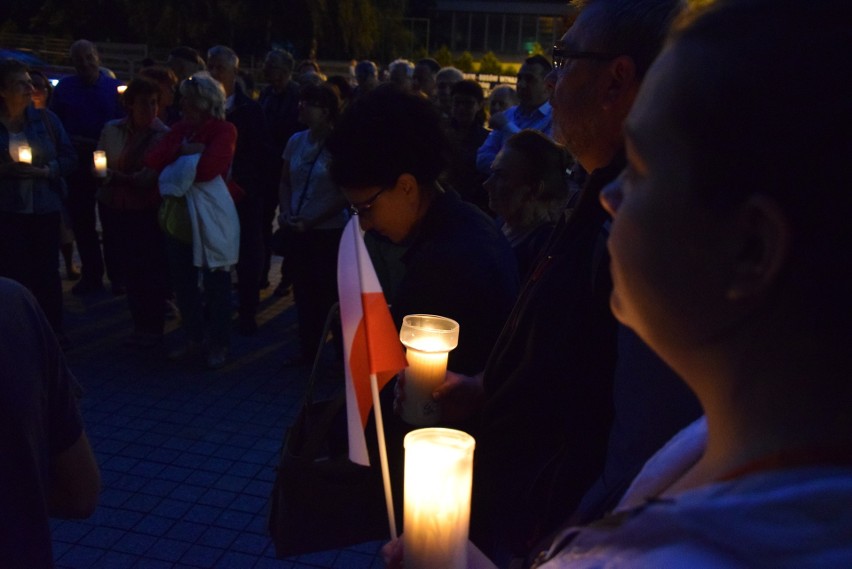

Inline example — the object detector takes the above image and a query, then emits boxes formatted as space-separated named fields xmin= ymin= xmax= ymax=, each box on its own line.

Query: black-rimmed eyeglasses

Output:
xmin=552 ymin=43 xmax=618 ymax=69
xmin=348 ymin=186 xmax=389 ymax=216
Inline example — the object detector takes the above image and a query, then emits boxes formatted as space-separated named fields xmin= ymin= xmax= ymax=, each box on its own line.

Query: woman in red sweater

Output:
xmin=146 ymin=72 xmax=237 ymax=369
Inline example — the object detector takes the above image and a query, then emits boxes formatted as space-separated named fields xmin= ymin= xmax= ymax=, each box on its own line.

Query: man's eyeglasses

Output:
xmin=349 ymin=186 xmax=389 ymax=216
xmin=552 ymin=43 xmax=618 ymax=69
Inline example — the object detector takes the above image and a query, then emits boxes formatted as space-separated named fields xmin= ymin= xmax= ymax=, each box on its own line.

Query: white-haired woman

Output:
xmin=145 ymin=72 xmax=237 ymax=368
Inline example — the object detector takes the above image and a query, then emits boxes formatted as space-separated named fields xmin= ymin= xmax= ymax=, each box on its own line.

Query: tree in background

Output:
xmin=478 ymin=51 xmax=504 ymax=75
xmin=432 ymin=45 xmax=452 ymax=67
xmin=453 ymin=50 xmax=474 ymax=72
xmin=4 ymin=0 xmax=415 ymax=61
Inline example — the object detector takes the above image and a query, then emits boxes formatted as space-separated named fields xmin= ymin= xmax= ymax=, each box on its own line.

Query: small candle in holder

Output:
xmin=404 ymin=428 xmax=475 ymax=569
xmin=18 ymin=145 xmax=32 ymax=164
xmin=399 ymin=314 xmax=459 ymax=426
xmin=93 ymin=150 xmax=107 ymax=178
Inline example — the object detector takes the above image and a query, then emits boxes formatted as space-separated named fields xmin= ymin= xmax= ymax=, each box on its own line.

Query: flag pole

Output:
xmin=370 ymin=372 xmax=398 ymax=540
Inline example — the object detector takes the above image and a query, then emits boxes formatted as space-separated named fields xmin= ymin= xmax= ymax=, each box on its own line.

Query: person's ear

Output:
xmin=396 ymin=173 xmax=418 ymax=197
xmin=602 ymin=55 xmax=638 ymax=110
xmin=394 ymin=173 xmax=421 ymax=209
xmin=726 ymin=194 xmax=790 ymax=301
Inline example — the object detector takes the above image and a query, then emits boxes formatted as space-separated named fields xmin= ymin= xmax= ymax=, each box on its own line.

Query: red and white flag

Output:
xmin=337 ymin=217 xmax=407 ymax=466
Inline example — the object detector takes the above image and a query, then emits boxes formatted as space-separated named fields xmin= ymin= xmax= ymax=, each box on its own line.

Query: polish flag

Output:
xmin=337 ymin=217 xmax=407 ymax=466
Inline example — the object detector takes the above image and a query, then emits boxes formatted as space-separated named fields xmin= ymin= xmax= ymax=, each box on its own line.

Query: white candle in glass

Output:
xmin=18 ymin=145 xmax=32 ymax=164
xmin=404 ymin=428 xmax=476 ymax=569
xmin=93 ymin=150 xmax=107 ymax=178
xmin=399 ymin=314 xmax=459 ymax=426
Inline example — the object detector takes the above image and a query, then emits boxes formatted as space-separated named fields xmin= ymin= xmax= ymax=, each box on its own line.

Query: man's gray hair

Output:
xmin=389 ymin=59 xmax=415 ymax=78
xmin=207 ymin=45 xmax=240 ymax=70
xmin=179 ymin=71 xmax=227 ymax=120
xmin=70 ymin=39 xmax=98 ymax=58
xmin=436 ymin=66 xmax=464 ymax=83
xmin=572 ymin=0 xmax=684 ymax=79
xmin=265 ymin=48 xmax=294 ymax=72
xmin=355 ymin=60 xmax=377 ymax=79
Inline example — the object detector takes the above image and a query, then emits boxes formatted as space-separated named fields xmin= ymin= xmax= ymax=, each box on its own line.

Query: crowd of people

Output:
xmin=2 ymin=0 xmax=851 ymax=566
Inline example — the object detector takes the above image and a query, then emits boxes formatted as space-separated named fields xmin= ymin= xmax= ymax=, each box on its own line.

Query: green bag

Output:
xmin=158 ymin=196 xmax=192 ymax=244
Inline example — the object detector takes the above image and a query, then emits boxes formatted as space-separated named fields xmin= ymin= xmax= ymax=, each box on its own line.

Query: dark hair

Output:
xmin=298 ymin=60 xmax=321 ymax=73
xmin=505 ymin=130 xmax=571 ymax=206
xmin=355 ymin=60 xmax=377 ymax=79
xmin=299 ymin=82 xmax=342 ymax=123
xmin=265 ymin=48 xmax=295 ymax=72
xmin=28 ymin=68 xmax=52 ymax=93
xmin=326 ymin=75 xmax=353 ymax=103
xmin=416 ymin=58 xmax=441 ymax=75
xmin=139 ymin=65 xmax=178 ymax=88
xmin=572 ymin=0 xmax=683 ymax=80
xmin=169 ymin=46 xmax=204 ymax=66
xmin=451 ymin=79 xmax=484 ymax=103
xmin=122 ymin=76 xmax=161 ymax=106
xmin=665 ymin=0 xmax=851 ymax=330
xmin=328 ymin=84 xmax=449 ymax=189
xmin=524 ymin=54 xmax=553 ymax=75
xmin=0 ymin=58 xmax=28 ymax=90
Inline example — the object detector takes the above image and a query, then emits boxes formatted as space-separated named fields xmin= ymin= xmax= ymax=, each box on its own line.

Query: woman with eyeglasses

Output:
xmin=0 ymin=59 xmax=77 ymax=341
xmin=30 ymin=68 xmax=81 ymax=282
xmin=145 ymin=72 xmax=238 ymax=369
xmin=278 ymin=82 xmax=348 ymax=365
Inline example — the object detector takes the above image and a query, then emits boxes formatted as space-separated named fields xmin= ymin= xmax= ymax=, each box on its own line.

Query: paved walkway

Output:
xmin=51 ymin=264 xmax=384 ymax=569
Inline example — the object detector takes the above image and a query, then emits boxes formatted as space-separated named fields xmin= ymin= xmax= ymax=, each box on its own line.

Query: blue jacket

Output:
xmin=0 ymin=106 xmax=78 ymax=214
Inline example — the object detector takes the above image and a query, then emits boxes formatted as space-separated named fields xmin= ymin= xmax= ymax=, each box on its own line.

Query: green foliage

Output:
xmin=528 ymin=41 xmax=544 ymax=56
xmin=432 ymin=45 xmax=453 ymax=67
xmin=478 ymin=51 xmax=503 ymax=75
xmin=337 ymin=0 xmax=379 ymax=58
xmin=453 ymin=50 xmax=474 ymax=72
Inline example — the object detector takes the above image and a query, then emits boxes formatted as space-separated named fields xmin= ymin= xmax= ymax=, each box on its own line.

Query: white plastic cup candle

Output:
xmin=399 ymin=314 xmax=459 ymax=426
xmin=403 ymin=428 xmax=475 ymax=569
xmin=93 ymin=150 xmax=107 ymax=178
xmin=18 ymin=145 xmax=32 ymax=164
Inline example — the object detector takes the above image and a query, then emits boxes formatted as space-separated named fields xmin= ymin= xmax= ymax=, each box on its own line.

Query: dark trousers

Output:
xmin=164 ymin=235 xmax=231 ymax=351
xmin=236 ymin=195 xmax=264 ymax=319
xmin=108 ymin=207 xmax=169 ymax=334
xmin=290 ymin=227 xmax=343 ymax=360
xmin=0 ymin=211 xmax=63 ymax=331
xmin=66 ymin=167 xmax=124 ymax=286
xmin=261 ymin=158 xmax=283 ymax=284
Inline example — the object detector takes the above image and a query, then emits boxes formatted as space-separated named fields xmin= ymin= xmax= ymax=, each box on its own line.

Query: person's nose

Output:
xmin=600 ymin=174 xmax=624 ymax=216
xmin=544 ymin=68 xmax=559 ymax=91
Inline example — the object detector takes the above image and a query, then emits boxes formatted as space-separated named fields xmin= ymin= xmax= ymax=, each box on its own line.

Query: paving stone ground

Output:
xmin=52 ymin=259 xmax=385 ymax=569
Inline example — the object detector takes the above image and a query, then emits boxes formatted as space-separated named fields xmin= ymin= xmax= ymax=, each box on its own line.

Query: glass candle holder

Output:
xmin=18 ymin=145 xmax=32 ymax=164
xmin=404 ymin=428 xmax=475 ymax=569
xmin=399 ymin=314 xmax=459 ymax=426
xmin=93 ymin=150 xmax=107 ymax=178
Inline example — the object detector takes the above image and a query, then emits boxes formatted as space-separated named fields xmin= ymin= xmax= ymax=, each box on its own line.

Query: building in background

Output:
xmin=430 ymin=1 xmax=575 ymax=59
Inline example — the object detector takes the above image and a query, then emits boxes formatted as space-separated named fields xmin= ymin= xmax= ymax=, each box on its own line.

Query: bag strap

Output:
xmin=298 ymin=394 xmax=347 ymax=459
xmin=292 ymin=142 xmax=325 ymax=216
xmin=303 ymin=301 xmax=341 ymax=406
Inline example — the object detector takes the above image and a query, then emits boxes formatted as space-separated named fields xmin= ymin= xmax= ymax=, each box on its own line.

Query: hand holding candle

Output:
xmin=399 ymin=314 xmax=460 ymax=426
xmin=93 ymin=150 xmax=107 ymax=178
xmin=403 ymin=428 xmax=475 ymax=569
xmin=18 ymin=145 xmax=32 ymax=164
